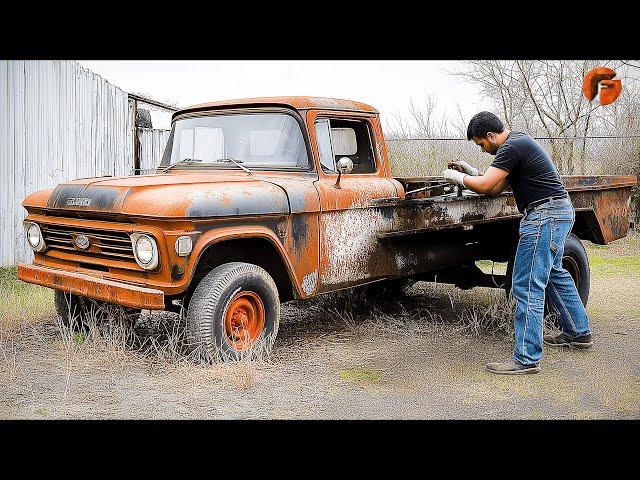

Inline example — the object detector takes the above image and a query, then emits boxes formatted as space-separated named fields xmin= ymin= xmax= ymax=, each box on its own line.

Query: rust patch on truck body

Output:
xmin=385 ymin=175 xmax=636 ymax=240
xmin=43 ymin=173 xmax=293 ymax=219
xmin=17 ymin=262 xmax=165 ymax=309
xmin=565 ymin=175 xmax=637 ymax=243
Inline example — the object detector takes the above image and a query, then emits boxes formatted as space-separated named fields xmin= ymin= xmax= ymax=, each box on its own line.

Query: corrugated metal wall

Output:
xmin=1 ymin=60 xmax=133 ymax=266
xmin=138 ymin=128 xmax=170 ymax=173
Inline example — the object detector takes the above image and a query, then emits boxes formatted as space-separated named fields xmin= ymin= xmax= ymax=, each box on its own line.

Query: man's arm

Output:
xmin=487 ymin=177 xmax=509 ymax=196
xmin=461 ymin=166 xmax=509 ymax=195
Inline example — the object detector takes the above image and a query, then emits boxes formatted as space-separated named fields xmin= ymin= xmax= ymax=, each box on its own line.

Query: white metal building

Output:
xmin=1 ymin=60 xmax=173 ymax=266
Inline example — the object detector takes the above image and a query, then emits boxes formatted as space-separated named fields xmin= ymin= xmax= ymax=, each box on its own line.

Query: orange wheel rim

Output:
xmin=224 ymin=291 xmax=265 ymax=351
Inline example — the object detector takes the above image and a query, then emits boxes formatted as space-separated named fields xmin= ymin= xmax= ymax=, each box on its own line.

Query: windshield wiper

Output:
xmin=214 ymin=157 xmax=253 ymax=175
xmin=161 ymin=158 xmax=203 ymax=173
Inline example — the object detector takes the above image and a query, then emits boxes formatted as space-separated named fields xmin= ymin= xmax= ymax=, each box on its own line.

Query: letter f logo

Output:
xmin=582 ymin=67 xmax=622 ymax=105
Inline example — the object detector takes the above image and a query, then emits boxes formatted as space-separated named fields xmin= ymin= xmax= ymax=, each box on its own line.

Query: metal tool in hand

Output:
xmin=404 ymin=182 xmax=452 ymax=196
xmin=447 ymin=161 xmax=466 ymax=197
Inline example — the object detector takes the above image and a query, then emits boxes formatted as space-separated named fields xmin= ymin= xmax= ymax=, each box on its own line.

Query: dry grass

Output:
xmin=309 ymin=281 xmax=520 ymax=341
xmin=2 ymin=231 xmax=638 ymax=418
xmin=0 ymin=269 xmax=50 ymax=388
xmin=0 ymin=268 xmax=53 ymax=328
xmin=0 ymin=280 xmax=271 ymax=396
xmin=0 ymin=236 xmax=602 ymax=382
xmin=172 ymin=358 xmax=260 ymax=391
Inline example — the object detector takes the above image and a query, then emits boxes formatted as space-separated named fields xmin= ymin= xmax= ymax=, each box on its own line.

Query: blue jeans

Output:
xmin=511 ymin=196 xmax=591 ymax=365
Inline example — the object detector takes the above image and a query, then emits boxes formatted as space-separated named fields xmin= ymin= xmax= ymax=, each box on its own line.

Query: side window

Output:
xmin=314 ymin=119 xmax=336 ymax=172
xmin=330 ymin=119 xmax=376 ymax=174
xmin=314 ymin=118 xmax=376 ymax=174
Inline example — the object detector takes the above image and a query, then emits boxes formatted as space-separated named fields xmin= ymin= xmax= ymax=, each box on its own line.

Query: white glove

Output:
xmin=451 ymin=160 xmax=479 ymax=176
xmin=442 ymin=169 xmax=467 ymax=187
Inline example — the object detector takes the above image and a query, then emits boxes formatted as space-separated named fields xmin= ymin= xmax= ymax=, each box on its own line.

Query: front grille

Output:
xmin=41 ymin=224 xmax=135 ymax=261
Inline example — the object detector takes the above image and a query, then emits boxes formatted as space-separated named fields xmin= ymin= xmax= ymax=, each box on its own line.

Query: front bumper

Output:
xmin=17 ymin=262 xmax=165 ymax=310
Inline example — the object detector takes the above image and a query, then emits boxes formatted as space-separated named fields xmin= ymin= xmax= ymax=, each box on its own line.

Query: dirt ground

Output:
xmin=1 ymin=233 xmax=639 ymax=420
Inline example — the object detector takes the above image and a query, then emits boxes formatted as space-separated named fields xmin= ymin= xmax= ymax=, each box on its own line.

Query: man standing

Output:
xmin=441 ymin=112 xmax=592 ymax=375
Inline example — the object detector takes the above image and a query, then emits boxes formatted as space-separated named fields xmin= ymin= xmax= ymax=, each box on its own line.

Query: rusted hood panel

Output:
xmin=256 ymin=174 xmax=321 ymax=214
xmin=37 ymin=173 xmax=291 ymax=219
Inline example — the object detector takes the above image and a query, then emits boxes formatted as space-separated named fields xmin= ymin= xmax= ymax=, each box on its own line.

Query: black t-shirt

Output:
xmin=491 ymin=131 xmax=567 ymax=213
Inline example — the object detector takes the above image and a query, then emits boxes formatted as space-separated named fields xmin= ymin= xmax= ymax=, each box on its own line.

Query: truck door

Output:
xmin=308 ymin=110 xmax=400 ymax=292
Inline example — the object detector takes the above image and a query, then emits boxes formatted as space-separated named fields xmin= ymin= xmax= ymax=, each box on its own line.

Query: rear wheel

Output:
xmin=558 ymin=233 xmax=590 ymax=306
xmin=504 ymin=233 xmax=590 ymax=326
xmin=186 ymin=262 xmax=280 ymax=362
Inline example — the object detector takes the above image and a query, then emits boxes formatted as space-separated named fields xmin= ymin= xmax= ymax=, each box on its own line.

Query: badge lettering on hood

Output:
xmin=66 ymin=197 xmax=92 ymax=207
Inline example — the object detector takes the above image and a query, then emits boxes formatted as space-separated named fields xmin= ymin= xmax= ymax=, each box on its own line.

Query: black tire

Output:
xmin=54 ymin=291 xmax=141 ymax=331
xmin=186 ymin=262 xmax=280 ymax=362
xmin=504 ymin=233 xmax=590 ymax=325
xmin=558 ymin=233 xmax=590 ymax=306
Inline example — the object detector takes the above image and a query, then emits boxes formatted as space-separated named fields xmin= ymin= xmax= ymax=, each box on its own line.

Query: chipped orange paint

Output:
xmin=17 ymin=262 xmax=165 ymax=309
xmin=17 ymin=97 xmax=638 ymax=311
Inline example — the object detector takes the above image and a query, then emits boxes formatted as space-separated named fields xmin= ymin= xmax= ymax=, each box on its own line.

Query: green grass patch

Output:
xmin=0 ymin=267 xmax=54 ymax=323
xmin=338 ymin=369 xmax=380 ymax=382
xmin=0 ymin=267 xmax=19 ymax=285
xmin=586 ymin=243 xmax=609 ymax=250
xmin=475 ymin=261 xmax=508 ymax=275
xmin=35 ymin=407 xmax=49 ymax=417
xmin=588 ymin=254 xmax=640 ymax=277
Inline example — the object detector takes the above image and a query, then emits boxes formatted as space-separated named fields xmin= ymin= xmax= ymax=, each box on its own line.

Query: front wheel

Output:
xmin=504 ymin=233 xmax=590 ymax=325
xmin=186 ymin=262 xmax=280 ymax=362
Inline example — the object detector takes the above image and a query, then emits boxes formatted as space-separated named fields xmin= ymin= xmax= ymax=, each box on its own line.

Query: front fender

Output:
xmin=182 ymin=225 xmax=304 ymax=298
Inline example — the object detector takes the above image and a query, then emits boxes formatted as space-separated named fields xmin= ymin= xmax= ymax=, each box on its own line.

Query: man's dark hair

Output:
xmin=466 ymin=111 xmax=505 ymax=140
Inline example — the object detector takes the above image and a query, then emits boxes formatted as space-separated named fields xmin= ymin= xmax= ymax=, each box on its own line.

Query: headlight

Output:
xmin=24 ymin=222 xmax=46 ymax=252
xmin=130 ymin=233 xmax=159 ymax=270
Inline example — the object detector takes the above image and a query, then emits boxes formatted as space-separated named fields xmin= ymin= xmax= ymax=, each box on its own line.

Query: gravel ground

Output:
xmin=1 ymin=236 xmax=639 ymax=420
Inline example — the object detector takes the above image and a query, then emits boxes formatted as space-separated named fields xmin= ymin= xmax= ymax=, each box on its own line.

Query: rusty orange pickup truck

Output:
xmin=18 ymin=97 xmax=637 ymax=361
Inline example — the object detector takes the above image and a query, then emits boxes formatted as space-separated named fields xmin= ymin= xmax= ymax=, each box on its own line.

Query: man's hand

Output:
xmin=460 ymin=166 xmax=509 ymax=195
xmin=447 ymin=160 xmax=479 ymax=176
xmin=442 ymin=169 xmax=467 ymax=187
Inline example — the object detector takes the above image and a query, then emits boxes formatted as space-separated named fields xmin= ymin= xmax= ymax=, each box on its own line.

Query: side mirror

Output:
xmin=337 ymin=157 xmax=353 ymax=174
xmin=334 ymin=157 xmax=353 ymax=189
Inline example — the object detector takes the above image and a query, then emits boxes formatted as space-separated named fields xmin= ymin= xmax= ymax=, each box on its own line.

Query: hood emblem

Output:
xmin=67 ymin=197 xmax=92 ymax=207
xmin=74 ymin=234 xmax=90 ymax=250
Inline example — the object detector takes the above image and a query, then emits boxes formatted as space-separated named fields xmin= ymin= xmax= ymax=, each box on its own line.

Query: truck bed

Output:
xmin=381 ymin=175 xmax=637 ymax=244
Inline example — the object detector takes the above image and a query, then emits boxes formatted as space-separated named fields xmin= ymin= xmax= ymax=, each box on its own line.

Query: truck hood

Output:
xmin=33 ymin=173 xmax=292 ymax=218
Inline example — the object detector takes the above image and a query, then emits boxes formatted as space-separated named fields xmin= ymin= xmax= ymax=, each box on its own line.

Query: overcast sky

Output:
xmin=78 ymin=61 xmax=492 ymax=132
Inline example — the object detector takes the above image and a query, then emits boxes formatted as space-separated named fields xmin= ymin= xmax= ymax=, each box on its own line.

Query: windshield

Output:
xmin=159 ymin=112 xmax=309 ymax=170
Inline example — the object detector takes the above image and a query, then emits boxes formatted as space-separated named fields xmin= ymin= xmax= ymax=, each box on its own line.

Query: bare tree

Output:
xmin=448 ymin=104 xmax=468 ymax=139
xmin=452 ymin=60 xmax=622 ymax=174
xmin=621 ymin=60 xmax=640 ymax=70
xmin=384 ymin=95 xmax=455 ymax=139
